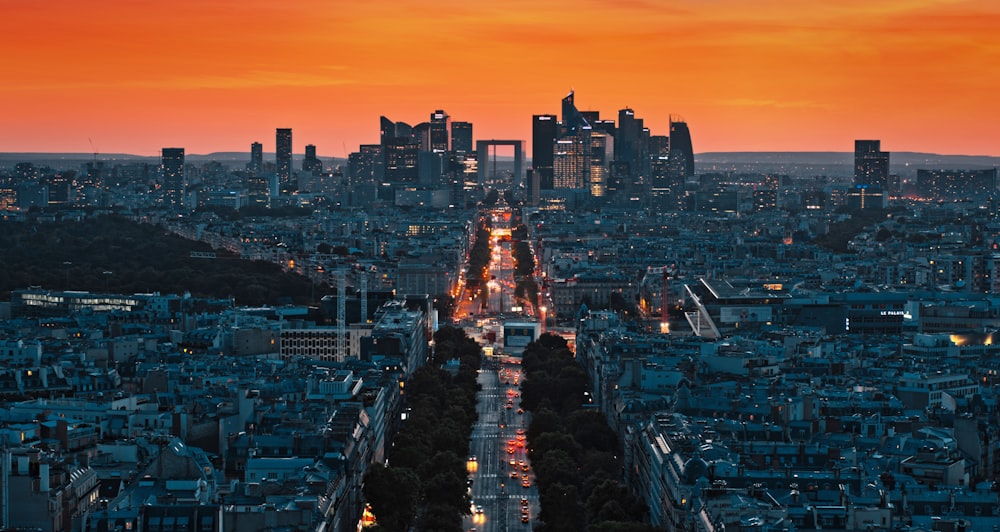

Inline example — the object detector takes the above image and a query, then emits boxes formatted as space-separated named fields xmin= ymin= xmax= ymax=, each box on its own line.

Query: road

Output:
xmin=465 ymin=362 xmax=537 ymax=532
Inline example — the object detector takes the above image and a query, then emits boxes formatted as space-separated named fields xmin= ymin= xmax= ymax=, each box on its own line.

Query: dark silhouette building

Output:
xmin=668 ymin=119 xmax=694 ymax=183
xmin=854 ymin=139 xmax=889 ymax=189
xmin=161 ymin=147 xmax=185 ymax=207
xmin=430 ymin=110 xmax=449 ymax=152
xmin=276 ymin=128 xmax=293 ymax=192
xmin=303 ymin=144 xmax=322 ymax=173
xmin=249 ymin=141 xmax=263 ymax=175
xmin=851 ymin=139 xmax=889 ymax=209
xmin=531 ymin=114 xmax=557 ymax=190
xmin=451 ymin=121 xmax=473 ymax=155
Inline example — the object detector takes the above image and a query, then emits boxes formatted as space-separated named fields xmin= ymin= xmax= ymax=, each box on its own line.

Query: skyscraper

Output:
xmin=451 ymin=121 xmax=473 ymax=155
xmin=276 ymin=128 xmax=293 ymax=192
xmin=532 ymin=114 xmax=557 ymax=190
xmin=161 ymin=147 xmax=185 ymax=207
xmin=249 ymin=141 xmax=263 ymax=175
xmin=561 ymin=91 xmax=590 ymax=135
xmin=849 ymin=140 xmax=889 ymax=210
xmin=615 ymin=108 xmax=642 ymax=192
xmin=553 ymin=137 xmax=588 ymax=189
xmin=668 ymin=120 xmax=694 ymax=182
xmin=303 ymin=144 xmax=322 ymax=173
xmin=854 ymin=140 xmax=889 ymax=189
xmin=430 ymin=110 xmax=449 ymax=152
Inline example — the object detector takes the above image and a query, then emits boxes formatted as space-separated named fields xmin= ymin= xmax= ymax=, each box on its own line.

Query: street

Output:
xmin=465 ymin=362 xmax=537 ymax=531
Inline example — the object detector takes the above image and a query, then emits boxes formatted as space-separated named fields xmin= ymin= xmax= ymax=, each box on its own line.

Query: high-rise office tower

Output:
xmin=615 ymin=108 xmax=641 ymax=189
xmin=451 ymin=121 xmax=473 ymax=155
xmin=532 ymin=114 xmax=557 ymax=190
xmin=561 ymin=91 xmax=590 ymax=135
xmin=589 ymin=132 xmax=611 ymax=197
xmin=412 ymin=122 xmax=432 ymax=152
xmin=854 ymin=140 xmax=889 ymax=189
xmin=849 ymin=140 xmax=889 ymax=209
xmin=250 ymin=141 xmax=263 ymax=175
xmin=430 ymin=110 xmax=449 ymax=152
xmin=553 ymin=137 xmax=588 ymax=189
xmin=384 ymin=138 xmax=419 ymax=183
xmin=668 ymin=120 xmax=695 ymax=182
xmin=161 ymin=147 xmax=185 ymax=207
xmin=303 ymin=144 xmax=322 ymax=173
xmin=380 ymin=116 xmax=397 ymax=146
xmin=276 ymin=128 xmax=293 ymax=192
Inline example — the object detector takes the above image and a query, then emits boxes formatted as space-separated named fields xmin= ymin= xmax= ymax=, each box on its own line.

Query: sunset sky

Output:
xmin=4 ymin=0 xmax=999 ymax=157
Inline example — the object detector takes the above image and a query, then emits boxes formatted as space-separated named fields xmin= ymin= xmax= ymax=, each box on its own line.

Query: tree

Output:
xmin=539 ymin=483 xmax=586 ymax=532
xmin=363 ymin=464 xmax=421 ymax=531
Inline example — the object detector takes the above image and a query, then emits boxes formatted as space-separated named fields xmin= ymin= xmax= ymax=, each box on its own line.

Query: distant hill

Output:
xmin=697 ymin=151 xmax=1000 ymax=179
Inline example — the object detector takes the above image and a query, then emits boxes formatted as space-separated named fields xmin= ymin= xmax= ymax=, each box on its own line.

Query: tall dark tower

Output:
xmin=430 ymin=110 xmax=449 ymax=152
xmin=161 ymin=147 xmax=185 ymax=207
xmin=380 ymin=116 xmax=396 ymax=146
xmin=532 ymin=114 xmax=557 ymax=190
xmin=276 ymin=128 xmax=293 ymax=192
xmin=854 ymin=140 xmax=889 ymax=189
xmin=615 ymin=108 xmax=641 ymax=189
xmin=303 ymin=144 xmax=322 ymax=173
xmin=561 ymin=90 xmax=590 ymax=135
xmin=668 ymin=119 xmax=695 ymax=182
xmin=451 ymin=121 xmax=473 ymax=155
xmin=250 ymin=142 xmax=263 ymax=175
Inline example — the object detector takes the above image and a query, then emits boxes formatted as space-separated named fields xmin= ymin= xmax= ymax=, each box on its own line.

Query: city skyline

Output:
xmin=4 ymin=0 xmax=999 ymax=156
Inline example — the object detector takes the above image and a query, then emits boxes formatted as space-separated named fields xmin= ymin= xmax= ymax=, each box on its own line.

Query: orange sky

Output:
xmin=4 ymin=0 xmax=999 ymax=157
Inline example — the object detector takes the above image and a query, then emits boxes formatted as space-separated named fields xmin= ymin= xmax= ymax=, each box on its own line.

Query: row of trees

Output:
xmin=363 ymin=326 xmax=482 ymax=531
xmin=511 ymin=221 xmax=540 ymax=310
xmin=464 ymin=220 xmax=493 ymax=301
xmin=0 ymin=215 xmax=317 ymax=305
xmin=520 ymin=334 xmax=661 ymax=532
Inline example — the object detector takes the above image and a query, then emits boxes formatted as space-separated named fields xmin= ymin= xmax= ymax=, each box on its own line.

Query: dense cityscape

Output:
xmin=2 ymin=88 xmax=1000 ymax=532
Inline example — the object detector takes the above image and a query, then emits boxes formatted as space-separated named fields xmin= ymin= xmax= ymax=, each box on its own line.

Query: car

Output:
xmin=516 ymin=428 xmax=525 ymax=435
xmin=476 ymin=505 xmax=485 ymax=514
xmin=520 ymin=497 xmax=529 ymax=508
xmin=509 ymin=458 xmax=516 ymax=467
xmin=522 ymin=479 xmax=531 ymax=488
xmin=510 ymin=470 xmax=518 ymax=479
xmin=521 ymin=512 xmax=530 ymax=523
xmin=517 ymin=408 xmax=524 ymax=415
xmin=507 ymin=446 xmax=515 ymax=454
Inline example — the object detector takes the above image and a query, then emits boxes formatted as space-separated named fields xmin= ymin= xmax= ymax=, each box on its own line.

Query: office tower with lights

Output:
xmin=532 ymin=114 xmax=557 ymax=190
xmin=553 ymin=137 xmax=588 ymax=190
xmin=854 ymin=140 xmax=890 ymax=189
xmin=451 ymin=121 xmax=473 ymax=155
xmin=276 ymin=128 xmax=293 ymax=192
xmin=849 ymin=139 xmax=889 ymax=210
xmin=589 ymin=132 xmax=611 ymax=197
xmin=249 ymin=141 xmax=263 ymax=175
xmin=430 ymin=110 xmax=449 ymax=152
xmin=161 ymin=147 xmax=185 ymax=207
xmin=303 ymin=144 xmax=322 ymax=173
